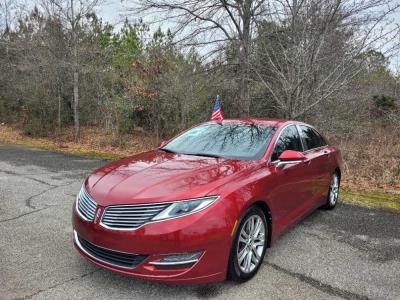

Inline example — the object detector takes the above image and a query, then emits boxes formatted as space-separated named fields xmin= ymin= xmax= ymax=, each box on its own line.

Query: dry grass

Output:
xmin=337 ymin=127 xmax=400 ymax=194
xmin=0 ymin=124 xmax=155 ymax=160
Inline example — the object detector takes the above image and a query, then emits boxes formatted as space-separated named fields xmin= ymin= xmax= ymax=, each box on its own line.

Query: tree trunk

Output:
xmin=71 ymin=0 xmax=80 ymax=139
xmin=238 ymin=0 xmax=252 ymax=117
xmin=238 ymin=48 xmax=250 ymax=117
xmin=73 ymin=69 xmax=79 ymax=138
xmin=57 ymin=92 xmax=61 ymax=128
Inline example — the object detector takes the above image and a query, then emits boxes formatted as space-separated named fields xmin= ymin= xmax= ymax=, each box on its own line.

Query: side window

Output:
xmin=271 ymin=126 xmax=303 ymax=161
xmin=299 ymin=126 xmax=326 ymax=151
xmin=313 ymin=129 xmax=327 ymax=148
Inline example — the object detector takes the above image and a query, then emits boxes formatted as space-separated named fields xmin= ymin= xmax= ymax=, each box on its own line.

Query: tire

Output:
xmin=323 ymin=172 xmax=340 ymax=210
xmin=227 ymin=206 xmax=268 ymax=283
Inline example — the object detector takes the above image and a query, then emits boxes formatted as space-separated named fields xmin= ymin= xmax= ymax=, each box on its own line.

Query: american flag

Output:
xmin=211 ymin=96 xmax=224 ymax=121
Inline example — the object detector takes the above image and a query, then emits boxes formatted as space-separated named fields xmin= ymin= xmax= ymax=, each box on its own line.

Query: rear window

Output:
xmin=299 ymin=126 xmax=326 ymax=150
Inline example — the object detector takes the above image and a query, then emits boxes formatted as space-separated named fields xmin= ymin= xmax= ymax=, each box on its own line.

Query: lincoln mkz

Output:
xmin=72 ymin=119 xmax=342 ymax=284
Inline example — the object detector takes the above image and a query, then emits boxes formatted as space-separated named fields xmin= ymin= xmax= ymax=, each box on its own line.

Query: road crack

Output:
xmin=25 ymin=181 xmax=77 ymax=209
xmin=0 ymin=170 xmax=56 ymax=187
xmin=264 ymin=262 xmax=371 ymax=300
xmin=15 ymin=268 xmax=101 ymax=300
xmin=0 ymin=180 xmax=77 ymax=223
xmin=0 ymin=207 xmax=51 ymax=223
xmin=25 ymin=186 xmax=59 ymax=209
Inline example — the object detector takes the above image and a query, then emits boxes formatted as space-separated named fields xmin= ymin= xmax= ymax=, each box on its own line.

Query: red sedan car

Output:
xmin=72 ymin=119 xmax=342 ymax=284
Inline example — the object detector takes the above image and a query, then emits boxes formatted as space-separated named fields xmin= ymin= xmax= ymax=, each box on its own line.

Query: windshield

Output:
xmin=161 ymin=123 xmax=276 ymax=160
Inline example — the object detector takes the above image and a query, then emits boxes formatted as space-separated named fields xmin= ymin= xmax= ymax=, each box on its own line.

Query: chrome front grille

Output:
xmin=77 ymin=187 xmax=97 ymax=221
xmin=101 ymin=202 xmax=170 ymax=230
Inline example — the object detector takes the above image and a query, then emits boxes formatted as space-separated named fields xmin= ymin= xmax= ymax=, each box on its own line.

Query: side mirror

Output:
xmin=278 ymin=150 xmax=306 ymax=161
xmin=158 ymin=140 xmax=168 ymax=148
xmin=275 ymin=150 xmax=305 ymax=168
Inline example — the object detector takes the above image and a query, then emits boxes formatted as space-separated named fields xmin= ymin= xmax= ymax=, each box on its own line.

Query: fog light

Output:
xmin=149 ymin=251 xmax=202 ymax=269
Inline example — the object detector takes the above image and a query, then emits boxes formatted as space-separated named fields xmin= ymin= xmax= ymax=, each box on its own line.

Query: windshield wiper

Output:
xmin=159 ymin=148 xmax=176 ymax=154
xmin=184 ymin=152 xmax=222 ymax=158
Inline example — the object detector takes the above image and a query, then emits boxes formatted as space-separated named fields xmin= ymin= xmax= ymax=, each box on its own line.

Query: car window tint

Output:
xmin=299 ymin=126 xmax=326 ymax=151
xmin=271 ymin=125 xmax=303 ymax=161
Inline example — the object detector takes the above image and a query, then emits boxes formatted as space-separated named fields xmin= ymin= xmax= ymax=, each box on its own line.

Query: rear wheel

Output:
xmin=323 ymin=172 xmax=340 ymax=210
xmin=228 ymin=206 xmax=267 ymax=282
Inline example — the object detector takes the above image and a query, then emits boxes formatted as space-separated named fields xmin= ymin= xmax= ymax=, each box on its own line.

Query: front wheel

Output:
xmin=227 ymin=206 xmax=268 ymax=282
xmin=323 ymin=172 xmax=340 ymax=210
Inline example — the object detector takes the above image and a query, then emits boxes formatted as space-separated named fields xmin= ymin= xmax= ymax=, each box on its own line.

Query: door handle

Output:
xmin=323 ymin=150 xmax=330 ymax=157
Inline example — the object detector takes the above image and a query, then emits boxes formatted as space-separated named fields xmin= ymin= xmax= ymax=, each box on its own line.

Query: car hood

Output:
xmin=85 ymin=150 xmax=254 ymax=206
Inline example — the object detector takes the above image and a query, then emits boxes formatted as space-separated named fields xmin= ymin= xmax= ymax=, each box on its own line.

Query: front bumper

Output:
xmin=72 ymin=199 xmax=235 ymax=284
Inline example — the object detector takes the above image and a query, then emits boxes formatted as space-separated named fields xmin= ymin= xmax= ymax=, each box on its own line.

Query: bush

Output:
xmin=0 ymin=97 xmax=20 ymax=124
xmin=373 ymin=95 xmax=397 ymax=111
xmin=22 ymin=101 xmax=58 ymax=137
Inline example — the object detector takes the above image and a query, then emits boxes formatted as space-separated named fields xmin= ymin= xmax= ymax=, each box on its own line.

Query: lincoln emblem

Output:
xmin=94 ymin=208 xmax=102 ymax=224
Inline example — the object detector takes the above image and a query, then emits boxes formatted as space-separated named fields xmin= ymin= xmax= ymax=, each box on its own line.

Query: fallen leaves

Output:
xmin=0 ymin=125 xmax=155 ymax=160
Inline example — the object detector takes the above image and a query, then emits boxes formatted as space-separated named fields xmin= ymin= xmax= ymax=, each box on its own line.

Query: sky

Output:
xmin=97 ymin=0 xmax=126 ymax=28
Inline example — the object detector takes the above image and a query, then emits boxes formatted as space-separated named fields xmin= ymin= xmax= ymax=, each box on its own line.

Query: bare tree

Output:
xmin=129 ymin=0 xmax=268 ymax=117
xmin=0 ymin=0 xmax=17 ymax=61
xmin=40 ymin=0 xmax=100 ymax=138
xmin=253 ymin=0 xmax=400 ymax=119
xmin=129 ymin=0 xmax=400 ymax=119
xmin=0 ymin=0 xmax=20 ymax=33
xmin=0 ymin=0 xmax=11 ymax=32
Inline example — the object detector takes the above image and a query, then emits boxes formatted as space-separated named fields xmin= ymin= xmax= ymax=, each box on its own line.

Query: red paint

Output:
xmin=278 ymin=150 xmax=306 ymax=161
xmin=72 ymin=119 xmax=342 ymax=284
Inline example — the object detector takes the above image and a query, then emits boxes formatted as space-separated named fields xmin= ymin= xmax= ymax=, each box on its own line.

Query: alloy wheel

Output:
xmin=329 ymin=174 xmax=339 ymax=205
xmin=236 ymin=215 xmax=266 ymax=274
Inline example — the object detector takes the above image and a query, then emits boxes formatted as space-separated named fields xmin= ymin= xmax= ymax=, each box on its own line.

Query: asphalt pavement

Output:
xmin=1 ymin=143 xmax=399 ymax=300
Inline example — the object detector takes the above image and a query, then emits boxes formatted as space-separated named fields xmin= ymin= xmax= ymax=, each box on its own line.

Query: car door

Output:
xmin=266 ymin=125 xmax=315 ymax=233
xmin=298 ymin=125 xmax=331 ymax=205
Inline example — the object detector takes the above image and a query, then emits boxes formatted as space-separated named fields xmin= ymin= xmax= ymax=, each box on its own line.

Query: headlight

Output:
xmin=151 ymin=196 xmax=219 ymax=221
